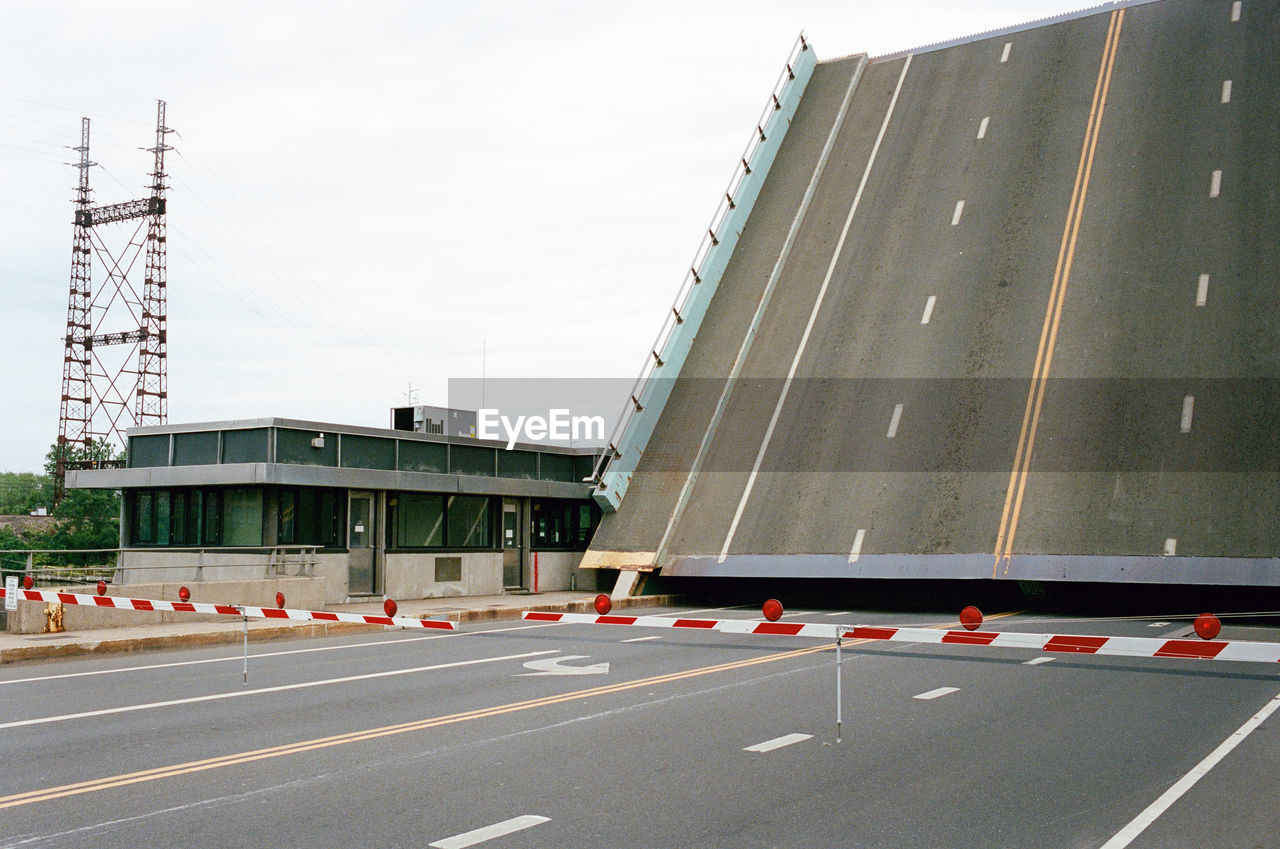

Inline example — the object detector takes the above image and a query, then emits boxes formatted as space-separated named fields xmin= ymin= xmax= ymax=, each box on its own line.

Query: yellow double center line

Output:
xmin=2 ymin=611 xmax=1024 ymax=811
xmin=0 ymin=643 xmax=829 ymax=811
xmin=993 ymin=9 xmax=1125 ymax=576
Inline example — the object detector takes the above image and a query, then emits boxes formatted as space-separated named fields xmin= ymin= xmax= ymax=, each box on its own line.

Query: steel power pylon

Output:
xmin=55 ymin=100 xmax=173 ymax=499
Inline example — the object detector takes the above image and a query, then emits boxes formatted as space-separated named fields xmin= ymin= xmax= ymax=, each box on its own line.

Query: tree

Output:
xmin=0 ymin=472 xmax=52 ymax=515
xmin=42 ymin=440 xmax=122 ymax=566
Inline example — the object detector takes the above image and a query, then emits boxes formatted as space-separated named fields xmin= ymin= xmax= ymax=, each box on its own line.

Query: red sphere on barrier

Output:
xmin=383 ymin=598 xmax=398 ymax=618
xmin=1194 ymin=612 xmax=1221 ymax=640
xmin=762 ymin=598 xmax=784 ymax=622
xmin=594 ymin=593 xmax=612 ymax=615
xmin=959 ymin=605 xmax=984 ymax=631
xmin=22 ymin=575 xmax=33 ymax=590
xmin=178 ymin=586 xmax=190 ymax=602
xmin=275 ymin=591 xmax=285 ymax=609
xmin=96 ymin=580 xmax=107 ymax=596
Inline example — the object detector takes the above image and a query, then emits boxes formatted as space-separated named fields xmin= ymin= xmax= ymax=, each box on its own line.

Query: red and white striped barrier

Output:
xmin=522 ymin=611 xmax=1280 ymax=664
xmin=1 ymin=587 xmax=456 ymax=631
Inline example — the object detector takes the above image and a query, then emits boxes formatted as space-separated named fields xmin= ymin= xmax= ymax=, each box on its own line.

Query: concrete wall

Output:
xmin=383 ymin=551 xmax=502 ymax=600
xmin=5 ymin=576 xmax=326 ymax=634
xmin=530 ymin=550 xmax=606 ymax=593
xmin=115 ymin=548 xmax=320 ymax=584
xmin=111 ymin=548 xmax=603 ymax=605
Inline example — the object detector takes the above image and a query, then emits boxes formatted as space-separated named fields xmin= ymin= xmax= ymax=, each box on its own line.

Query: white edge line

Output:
xmin=718 ymin=53 xmax=915 ymax=562
xmin=430 ymin=815 xmax=551 ymax=849
xmin=0 ymin=650 xmax=558 ymax=729
xmin=0 ymin=621 xmax=558 ymax=686
xmin=652 ymin=57 xmax=867 ymax=565
xmin=1100 ymin=691 xmax=1280 ymax=849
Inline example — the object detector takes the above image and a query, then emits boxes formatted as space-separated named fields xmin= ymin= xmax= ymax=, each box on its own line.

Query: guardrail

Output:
xmin=589 ymin=32 xmax=813 ymax=501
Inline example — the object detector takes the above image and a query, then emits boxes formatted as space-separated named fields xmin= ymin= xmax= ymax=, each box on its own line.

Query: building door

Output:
xmin=502 ymin=499 xmax=523 ymax=589
xmin=348 ymin=491 xmax=377 ymax=595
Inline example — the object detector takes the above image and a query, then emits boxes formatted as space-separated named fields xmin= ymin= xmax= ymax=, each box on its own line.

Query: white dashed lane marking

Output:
xmin=848 ymin=528 xmax=867 ymax=563
xmin=1180 ymin=395 xmax=1195 ymax=433
xmin=951 ymin=200 xmax=965 ymax=226
xmin=1210 ymin=170 xmax=1222 ymax=198
xmin=977 ymin=116 xmax=989 ymax=139
xmin=1000 ymin=42 xmax=1012 ymax=63
xmin=921 ymin=295 xmax=937 ymax=324
xmin=745 ymin=733 xmax=813 ymax=753
xmin=1221 ymin=79 xmax=1232 ymax=103
xmin=886 ymin=404 xmax=904 ymax=439
xmin=1196 ymin=273 xmax=1210 ymax=307
xmin=915 ymin=687 xmax=959 ymax=701
xmin=1024 ymin=657 xmax=1055 ymax=666
xmin=430 ymin=816 xmax=550 ymax=849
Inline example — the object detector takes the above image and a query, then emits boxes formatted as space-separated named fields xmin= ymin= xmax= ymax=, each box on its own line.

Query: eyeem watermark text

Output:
xmin=478 ymin=408 xmax=605 ymax=450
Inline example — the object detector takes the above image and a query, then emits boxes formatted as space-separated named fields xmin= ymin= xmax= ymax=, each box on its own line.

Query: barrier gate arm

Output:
xmin=521 ymin=611 xmax=1280 ymax=664
xmin=0 ymin=587 xmax=456 ymax=631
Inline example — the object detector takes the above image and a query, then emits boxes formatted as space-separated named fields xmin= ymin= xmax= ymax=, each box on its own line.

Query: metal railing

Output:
xmin=3 ymin=546 xmax=319 ymax=586
xmin=114 ymin=546 xmax=320 ymax=582
xmin=589 ymin=33 xmax=811 ymax=489
xmin=0 ymin=549 xmax=117 ymax=586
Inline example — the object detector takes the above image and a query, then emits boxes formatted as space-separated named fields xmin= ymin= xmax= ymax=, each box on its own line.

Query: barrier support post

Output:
xmin=242 ymin=608 xmax=249 ymax=686
xmin=835 ymin=633 xmax=843 ymax=744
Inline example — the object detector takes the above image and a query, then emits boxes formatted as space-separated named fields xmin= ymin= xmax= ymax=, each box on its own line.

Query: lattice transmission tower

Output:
xmin=55 ymin=100 xmax=173 ymax=498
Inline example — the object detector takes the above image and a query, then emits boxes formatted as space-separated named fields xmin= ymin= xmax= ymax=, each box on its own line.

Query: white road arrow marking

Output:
xmin=518 ymin=655 xmax=610 ymax=676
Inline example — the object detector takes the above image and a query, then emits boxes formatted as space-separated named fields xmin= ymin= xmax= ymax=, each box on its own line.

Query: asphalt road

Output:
xmin=588 ymin=0 xmax=1280 ymax=585
xmin=4 ymin=604 xmax=1280 ymax=848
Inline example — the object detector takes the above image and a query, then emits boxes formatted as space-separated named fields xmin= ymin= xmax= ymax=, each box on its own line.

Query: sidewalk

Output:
xmin=0 ymin=591 xmax=682 ymax=665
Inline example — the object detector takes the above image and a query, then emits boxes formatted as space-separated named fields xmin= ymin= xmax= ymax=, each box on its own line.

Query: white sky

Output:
xmin=1 ymin=0 xmax=1095 ymax=472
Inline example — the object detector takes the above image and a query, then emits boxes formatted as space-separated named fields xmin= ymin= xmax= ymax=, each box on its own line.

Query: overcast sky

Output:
xmin=1 ymin=0 xmax=1095 ymax=472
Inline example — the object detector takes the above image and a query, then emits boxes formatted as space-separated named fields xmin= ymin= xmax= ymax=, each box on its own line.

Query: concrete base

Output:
xmin=610 ymin=570 xmax=645 ymax=600
xmin=4 ymin=577 xmax=327 ymax=635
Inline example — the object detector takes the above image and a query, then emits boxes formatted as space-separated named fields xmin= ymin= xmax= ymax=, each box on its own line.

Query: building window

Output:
xmin=447 ymin=495 xmax=490 ymax=548
xmin=276 ymin=488 xmax=345 ymax=548
xmin=171 ymin=490 xmax=189 ymax=545
xmin=531 ymin=498 xmax=600 ymax=550
xmin=133 ymin=491 xmax=154 ymax=545
xmin=222 ymin=488 xmax=263 ymax=546
xmin=397 ymin=494 xmax=445 ymax=547
xmin=387 ymin=492 xmax=494 ymax=550
xmin=202 ymin=490 xmax=222 ymax=545
xmin=129 ymin=488 xmax=228 ymax=547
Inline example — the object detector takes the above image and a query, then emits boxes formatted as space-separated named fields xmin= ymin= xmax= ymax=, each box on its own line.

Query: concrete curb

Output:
xmin=0 ymin=594 xmax=684 ymax=665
